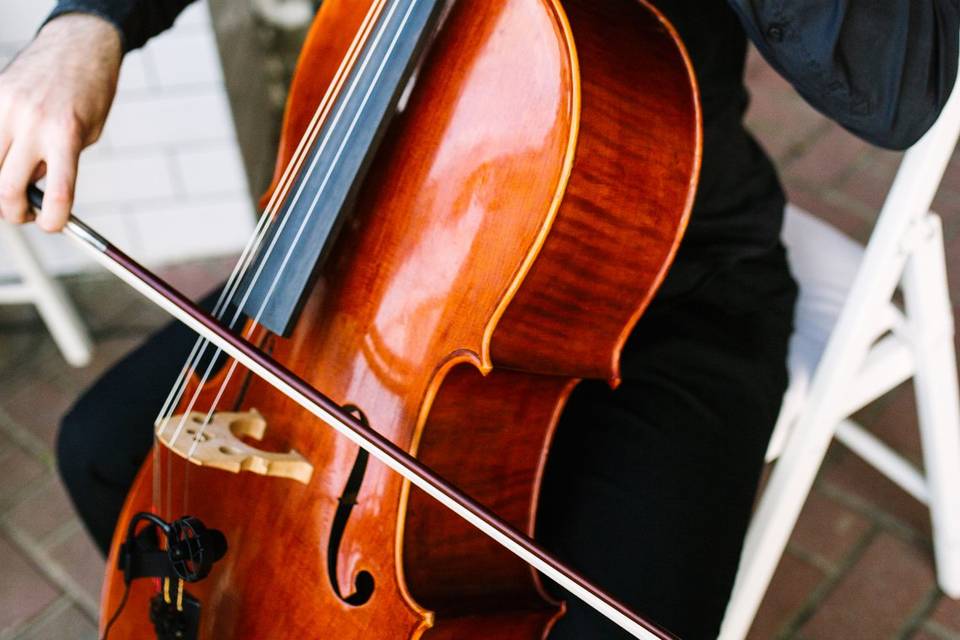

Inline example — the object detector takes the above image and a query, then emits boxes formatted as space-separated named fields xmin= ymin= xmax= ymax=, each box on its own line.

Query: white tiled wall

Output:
xmin=0 ymin=1 xmax=256 ymax=277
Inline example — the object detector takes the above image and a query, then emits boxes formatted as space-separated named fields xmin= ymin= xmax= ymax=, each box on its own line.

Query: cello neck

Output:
xmin=238 ymin=0 xmax=446 ymax=337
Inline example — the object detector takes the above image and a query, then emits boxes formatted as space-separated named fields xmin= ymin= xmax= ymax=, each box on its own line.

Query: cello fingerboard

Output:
xmin=240 ymin=0 xmax=445 ymax=336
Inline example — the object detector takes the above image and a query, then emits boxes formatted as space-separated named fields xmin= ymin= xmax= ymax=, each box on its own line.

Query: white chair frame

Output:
xmin=0 ymin=222 xmax=93 ymax=367
xmin=720 ymin=69 xmax=960 ymax=639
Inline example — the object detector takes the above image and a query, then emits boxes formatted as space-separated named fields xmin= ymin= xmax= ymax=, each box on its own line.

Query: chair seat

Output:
xmin=769 ymin=206 xmax=868 ymax=459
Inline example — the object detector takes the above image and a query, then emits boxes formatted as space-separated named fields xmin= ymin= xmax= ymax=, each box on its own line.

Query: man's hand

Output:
xmin=0 ymin=14 xmax=122 ymax=232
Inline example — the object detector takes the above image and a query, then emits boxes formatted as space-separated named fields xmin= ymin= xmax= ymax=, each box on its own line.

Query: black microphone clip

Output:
xmin=118 ymin=512 xmax=228 ymax=585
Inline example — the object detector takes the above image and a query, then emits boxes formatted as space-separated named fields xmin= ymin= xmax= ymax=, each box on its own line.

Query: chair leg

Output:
xmin=718 ymin=406 xmax=841 ymax=640
xmin=0 ymin=222 xmax=93 ymax=367
xmin=902 ymin=213 xmax=960 ymax=597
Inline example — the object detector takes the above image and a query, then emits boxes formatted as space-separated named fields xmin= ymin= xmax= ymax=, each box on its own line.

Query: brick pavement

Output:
xmin=0 ymin=45 xmax=960 ymax=640
xmin=739 ymin=47 xmax=960 ymax=640
xmin=0 ymin=259 xmax=230 ymax=639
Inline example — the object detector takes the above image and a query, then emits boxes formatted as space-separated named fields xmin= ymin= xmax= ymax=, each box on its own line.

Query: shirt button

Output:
xmin=767 ymin=23 xmax=785 ymax=43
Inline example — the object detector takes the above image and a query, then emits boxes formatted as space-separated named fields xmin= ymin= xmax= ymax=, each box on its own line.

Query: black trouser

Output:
xmin=58 ymin=247 xmax=796 ymax=640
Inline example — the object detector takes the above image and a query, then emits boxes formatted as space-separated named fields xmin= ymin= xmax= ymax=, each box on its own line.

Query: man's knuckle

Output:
xmin=45 ymin=186 xmax=67 ymax=200
xmin=0 ymin=182 xmax=21 ymax=205
xmin=45 ymin=189 xmax=70 ymax=206
xmin=55 ymin=111 xmax=83 ymax=136
xmin=19 ymin=100 xmax=45 ymax=126
xmin=85 ymin=126 xmax=104 ymax=146
xmin=4 ymin=86 xmax=28 ymax=107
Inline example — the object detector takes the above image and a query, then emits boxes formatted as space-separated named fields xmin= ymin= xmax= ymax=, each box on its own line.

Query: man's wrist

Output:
xmin=41 ymin=7 xmax=127 ymax=54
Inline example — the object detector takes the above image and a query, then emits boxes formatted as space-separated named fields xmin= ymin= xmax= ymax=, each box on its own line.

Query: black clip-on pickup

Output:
xmin=110 ymin=512 xmax=227 ymax=640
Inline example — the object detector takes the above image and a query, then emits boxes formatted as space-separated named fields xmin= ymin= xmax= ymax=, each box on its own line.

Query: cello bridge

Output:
xmin=157 ymin=410 xmax=314 ymax=484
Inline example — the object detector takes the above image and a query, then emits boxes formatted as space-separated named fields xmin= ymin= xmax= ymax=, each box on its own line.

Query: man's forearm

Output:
xmin=46 ymin=0 xmax=198 ymax=52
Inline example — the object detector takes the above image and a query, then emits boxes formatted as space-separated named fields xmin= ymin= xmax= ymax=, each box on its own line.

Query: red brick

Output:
xmin=745 ymin=50 xmax=832 ymax=166
xmin=64 ymin=275 xmax=147 ymax=333
xmin=868 ymin=146 xmax=908 ymax=176
xmin=801 ymin=533 xmax=936 ymax=639
xmin=121 ymin=294 xmax=172 ymax=332
xmin=17 ymin=604 xmax=98 ymax=640
xmin=784 ymin=183 xmax=824 ymax=213
xmin=932 ymin=188 xmax=960 ymax=243
xmin=930 ymin=594 xmax=960 ymax=633
xmin=0 ymin=447 xmax=46 ymax=510
xmin=0 ymin=534 xmax=59 ymax=631
xmin=786 ymin=184 xmax=871 ymax=244
xmin=745 ymin=45 xmax=782 ymax=84
xmin=0 ymin=329 xmax=51 ymax=386
xmin=155 ymin=259 xmax=232 ymax=301
xmin=747 ymin=552 xmax=825 ymax=639
xmin=858 ymin=383 xmax=923 ymax=467
xmin=910 ymin=630 xmax=947 ymax=640
xmin=937 ymin=151 xmax=960 ymax=199
xmin=1 ymin=340 xmax=66 ymax=391
xmin=55 ymin=335 xmax=147 ymax=393
xmin=791 ymin=490 xmax=871 ymax=569
xmin=4 ymin=377 xmax=77 ymax=448
xmin=820 ymin=442 xmax=932 ymax=536
xmin=47 ymin=528 xmax=105 ymax=604
xmin=837 ymin=152 xmax=902 ymax=214
xmin=849 ymin=395 xmax=894 ymax=436
xmin=745 ymin=53 xmax=803 ymax=109
xmin=943 ymin=240 xmax=960 ymax=303
xmin=748 ymin=98 xmax=830 ymax=165
xmin=4 ymin=475 xmax=78 ymax=543
xmin=784 ymin=126 xmax=872 ymax=189
xmin=748 ymin=122 xmax=798 ymax=169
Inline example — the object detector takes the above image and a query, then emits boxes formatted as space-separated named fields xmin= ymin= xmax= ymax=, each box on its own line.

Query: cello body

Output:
xmin=100 ymin=0 xmax=700 ymax=637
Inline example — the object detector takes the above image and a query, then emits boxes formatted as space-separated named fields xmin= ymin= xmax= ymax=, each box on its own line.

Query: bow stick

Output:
xmin=27 ymin=185 xmax=676 ymax=640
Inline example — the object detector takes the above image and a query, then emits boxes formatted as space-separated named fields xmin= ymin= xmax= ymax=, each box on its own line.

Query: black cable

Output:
xmin=100 ymin=579 xmax=131 ymax=640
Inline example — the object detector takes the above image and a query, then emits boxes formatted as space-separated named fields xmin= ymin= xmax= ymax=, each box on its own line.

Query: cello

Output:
xmin=46 ymin=0 xmax=701 ymax=637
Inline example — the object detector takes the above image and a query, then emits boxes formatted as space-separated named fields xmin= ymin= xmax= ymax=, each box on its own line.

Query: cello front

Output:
xmin=100 ymin=0 xmax=700 ymax=637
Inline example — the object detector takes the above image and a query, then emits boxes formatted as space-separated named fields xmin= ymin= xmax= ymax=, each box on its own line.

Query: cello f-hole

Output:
xmin=327 ymin=405 xmax=375 ymax=606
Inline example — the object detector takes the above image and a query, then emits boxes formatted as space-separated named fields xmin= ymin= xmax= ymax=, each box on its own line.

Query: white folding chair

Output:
xmin=0 ymin=222 xmax=93 ymax=367
xmin=720 ymin=72 xmax=960 ymax=639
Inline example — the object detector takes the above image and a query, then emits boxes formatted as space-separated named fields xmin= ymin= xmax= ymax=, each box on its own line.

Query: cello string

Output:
xmin=163 ymin=0 xmax=402 ymax=458
xmin=153 ymin=0 xmax=379 ymax=438
xmin=161 ymin=2 xmax=402 ymax=476
xmin=154 ymin=0 xmax=389 ymax=445
xmin=157 ymin=215 xmax=278 ymax=515
xmin=60 ymin=211 xmax=670 ymax=639
xmin=152 ymin=133 xmax=299 ymax=514
xmin=158 ymin=2 xmax=392 ymax=524
xmin=180 ymin=0 xmax=413 ymax=459
xmin=154 ymin=208 xmax=271 ymax=433
xmin=153 ymin=0 xmax=390 ymax=519
xmin=155 ymin=37 xmax=356 ymax=440
xmin=151 ymin=209 xmax=274 ymax=510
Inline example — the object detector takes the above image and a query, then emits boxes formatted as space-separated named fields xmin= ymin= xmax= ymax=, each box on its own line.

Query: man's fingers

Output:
xmin=0 ymin=139 xmax=39 ymax=224
xmin=0 ymin=129 xmax=13 ymax=178
xmin=37 ymin=144 xmax=78 ymax=232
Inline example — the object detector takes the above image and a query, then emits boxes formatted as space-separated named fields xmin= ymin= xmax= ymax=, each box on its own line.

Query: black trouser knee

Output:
xmin=539 ymin=248 xmax=797 ymax=640
xmin=57 ymin=289 xmax=223 ymax=555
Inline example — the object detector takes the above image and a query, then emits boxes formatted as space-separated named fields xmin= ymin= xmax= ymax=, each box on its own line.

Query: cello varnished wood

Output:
xmin=100 ymin=1 xmax=700 ymax=637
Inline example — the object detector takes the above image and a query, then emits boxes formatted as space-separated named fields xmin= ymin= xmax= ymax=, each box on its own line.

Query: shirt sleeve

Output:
xmin=728 ymin=0 xmax=960 ymax=150
xmin=44 ymin=0 xmax=198 ymax=53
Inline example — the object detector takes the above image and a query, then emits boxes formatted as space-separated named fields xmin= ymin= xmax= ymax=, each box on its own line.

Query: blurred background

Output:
xmin=1 ymin=1 xmax=959 ymax=639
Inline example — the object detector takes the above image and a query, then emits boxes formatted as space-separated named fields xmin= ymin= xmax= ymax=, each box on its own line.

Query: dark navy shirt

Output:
xmin=45 ymin=0 xmax=960 ymax=294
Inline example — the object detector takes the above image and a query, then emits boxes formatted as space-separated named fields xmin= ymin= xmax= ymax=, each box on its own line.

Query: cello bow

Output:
xmin=28 ymin=185 xmax=677 ymax=640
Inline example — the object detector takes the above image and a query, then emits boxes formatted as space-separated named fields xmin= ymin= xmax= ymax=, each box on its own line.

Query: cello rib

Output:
xmin=98 ymin=0 xmax=699 ymax=638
